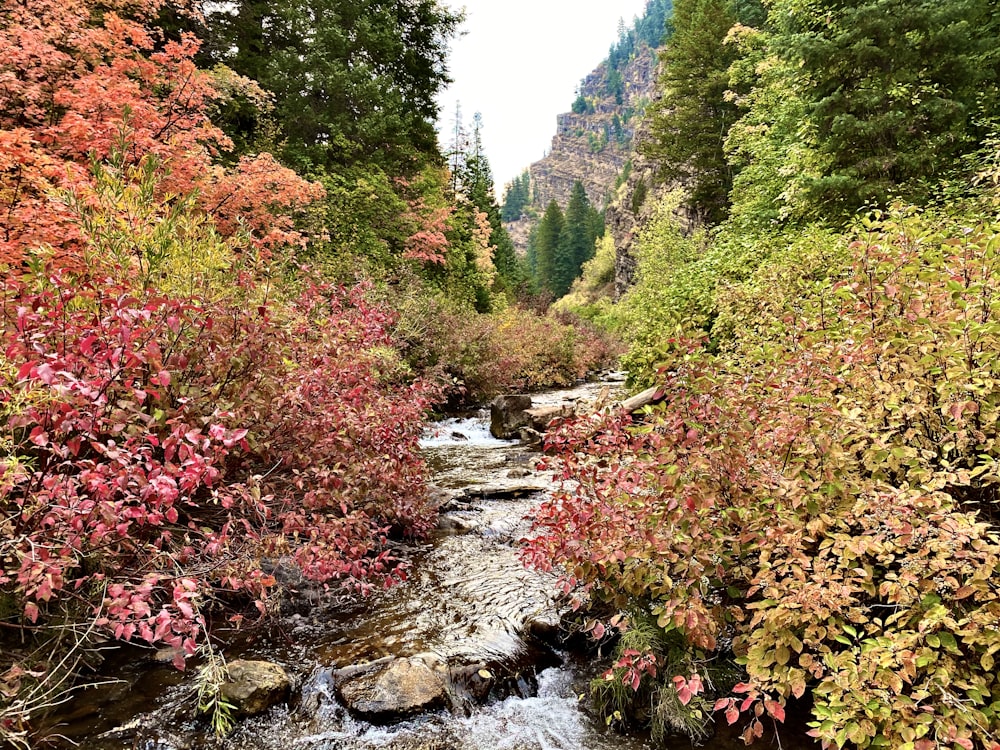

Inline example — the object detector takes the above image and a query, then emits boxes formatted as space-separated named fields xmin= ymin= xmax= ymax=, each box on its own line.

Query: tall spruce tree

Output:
xmin=534 ymin=200 xmax=565 ymax=296
xmin=501 ymin=171 xmax=531 ymax=222
xmin=552 ymin=182 xmax=598 ymax=297
xmin=771 ymin=0 xmax=1000 ymax=214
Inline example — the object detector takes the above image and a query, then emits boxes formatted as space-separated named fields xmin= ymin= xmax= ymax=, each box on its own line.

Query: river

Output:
xmin=44 ymin=380 xmax=812 ymax=750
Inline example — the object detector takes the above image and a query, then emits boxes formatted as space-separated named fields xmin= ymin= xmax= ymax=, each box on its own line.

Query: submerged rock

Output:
xmin=490 ymin=394 xmax=533 ymax=439
xmin=221 ymin=659 xmax=290 ymax=716
xmin=335 ymin=655 xmax=449 ymax=722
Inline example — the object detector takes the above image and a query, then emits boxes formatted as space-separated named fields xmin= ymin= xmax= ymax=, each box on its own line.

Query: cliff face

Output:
xmin=503 ymin=46 xmax=659 ymax=255
xmin=605 ymin=116 xmax=699 ymax=298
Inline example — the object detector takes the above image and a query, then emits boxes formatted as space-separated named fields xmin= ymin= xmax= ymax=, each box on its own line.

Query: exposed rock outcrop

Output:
xmin=502 ymin=46 xmax=659 ymax=257
xmin=604 ymin=115 xmax=699 ymax=298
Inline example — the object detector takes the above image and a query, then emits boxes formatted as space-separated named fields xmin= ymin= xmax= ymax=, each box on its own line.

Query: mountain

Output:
xmin=502 ymin=2 xmax=670 ymax=257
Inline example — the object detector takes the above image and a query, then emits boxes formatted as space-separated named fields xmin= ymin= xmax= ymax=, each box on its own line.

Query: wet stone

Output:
xmin=335 ymin=655 xmax=449 ymax=722
xmin=221 ymin=660 xmax=290 ymax=716
xmin=490 ymin=394 xmax=533 ymax=439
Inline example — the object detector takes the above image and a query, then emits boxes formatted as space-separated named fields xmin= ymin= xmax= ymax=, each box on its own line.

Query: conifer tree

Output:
xmin=552 ymin=182 xmax=598 ymax=297
xmin=199 ymin=0 xmax=461 ymax=174
xmin=771 ymin=0 xmax=1000 ymax=214
xmin=460 ymin=113 xmax=522 ymax=293
xmin=534 ymin=200 xmax=565 ymax=295
xmin=501 ymin=171 xmax=531 ymax=222
xmin=643 ymin=0 xmax=757 ymax=224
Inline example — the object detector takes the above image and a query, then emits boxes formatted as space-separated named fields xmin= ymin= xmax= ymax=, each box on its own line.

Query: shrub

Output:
xmin=0 ymin=152 xmax=440 ymax=743
xmin=525 ymin=206 xmax=1000 ymax=748
xmin=392 ymin=284 xmax=622 ymax=404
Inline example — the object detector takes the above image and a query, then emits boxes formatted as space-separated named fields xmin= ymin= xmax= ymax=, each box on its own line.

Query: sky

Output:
xmin=436 ymin=0 xmax=651 ymax=199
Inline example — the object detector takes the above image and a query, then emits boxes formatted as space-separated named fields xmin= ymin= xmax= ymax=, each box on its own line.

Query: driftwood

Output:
xmin=618 ymin=385 xmax=663 ymax=414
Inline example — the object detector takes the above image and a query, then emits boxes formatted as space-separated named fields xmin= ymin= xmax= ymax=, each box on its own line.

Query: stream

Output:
xmin=45 ymin=380 xmax=813 ymax=750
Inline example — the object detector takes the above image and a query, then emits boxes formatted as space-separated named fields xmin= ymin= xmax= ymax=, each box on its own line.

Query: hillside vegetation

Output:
xmin=535 ymin=0 xmax=1000 ymax=747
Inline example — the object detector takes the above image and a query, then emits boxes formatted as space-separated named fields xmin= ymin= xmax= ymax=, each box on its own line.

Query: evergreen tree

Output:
xmin=553 ymin=182 xmax=595 ymax=296
xmin=200 ymin=0 xmax=461 ymax=174
xmin=448 ymin=102 xmax=469 ymax=192
xmin=459 ymin=113 xmax=522 ymax=293
xmin=501 ymin=171 xmax=531 ymax=222
xmin=772 ymin=0 xmax=1000 ymax=214
xmin=643 ymin=0 xmax=760 ymax=224
xmin=635 ymin=0 xmax=674 ymax=47
xmin=533 ymin=200 xmax=565 ymax=295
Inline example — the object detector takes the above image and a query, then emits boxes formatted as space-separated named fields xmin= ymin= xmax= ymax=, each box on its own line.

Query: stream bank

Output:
xmin=42 ymin=380 xmax=659 ymax=750
xmin=39 ymin=376 xmax=820 ymax=750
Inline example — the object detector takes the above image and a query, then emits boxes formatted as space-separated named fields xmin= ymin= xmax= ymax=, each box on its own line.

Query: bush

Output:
xmin=392 ymin=289 xmax=622 ymax=403
xmin=525 ymin=205 xmax=1000 ymax=748
xmin=0 ymin=151 xmax=440 ymax=745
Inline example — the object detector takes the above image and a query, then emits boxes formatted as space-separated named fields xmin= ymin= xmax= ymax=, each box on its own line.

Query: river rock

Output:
xmin=519 ymin=427 xmax=543 ymax=446
xmin=490 ymin=394 xmax=533 ymax=439
xmin=220 ymin=659 xmax=290 ymax=716
xmin=335 ymin=655 xmax=449 ymax=722
xmin=524 ymin=404 xmax=574 ymax=431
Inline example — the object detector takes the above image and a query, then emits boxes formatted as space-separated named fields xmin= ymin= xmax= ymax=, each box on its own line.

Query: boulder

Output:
xmin=221 ymin=660 xmax=290 ymax=716
xmin=489 ymin=394 xmax=533 ymax=439
xmin=524 ymin=404 xmax=574 ymax=432
xmin=335 ymin=655 xmax=448 ymax=722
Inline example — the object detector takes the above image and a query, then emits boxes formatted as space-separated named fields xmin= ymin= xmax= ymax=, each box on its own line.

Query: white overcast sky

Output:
xmin=436 ymin=0 xmax=651 ymax=198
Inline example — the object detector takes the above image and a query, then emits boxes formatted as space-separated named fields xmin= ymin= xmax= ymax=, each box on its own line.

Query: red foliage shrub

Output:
xmin=0 ymin=257 xmax=440 ymax=663
xmin=524 ymin=208 xmax=1000 ymax=748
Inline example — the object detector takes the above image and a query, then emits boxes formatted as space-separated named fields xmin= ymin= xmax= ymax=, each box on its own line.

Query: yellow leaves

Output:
xmin=775 ymin=643 xmax=791 ymax=666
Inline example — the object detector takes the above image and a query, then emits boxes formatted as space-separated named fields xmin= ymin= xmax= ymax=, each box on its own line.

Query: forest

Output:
xmin=2 ymin=0 xmax=1000 ymax=747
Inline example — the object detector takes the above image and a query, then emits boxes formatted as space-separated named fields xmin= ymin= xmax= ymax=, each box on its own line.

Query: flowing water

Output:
xmin=45 ymin=379 xmax=813 ymax=750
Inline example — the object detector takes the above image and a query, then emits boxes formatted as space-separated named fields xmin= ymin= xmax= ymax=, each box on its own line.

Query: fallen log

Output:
xmin=618 ymin=385 xmax=663 ymax=413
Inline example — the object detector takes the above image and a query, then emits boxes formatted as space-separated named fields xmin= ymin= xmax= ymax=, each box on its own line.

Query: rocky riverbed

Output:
xmin=44 ymin=379 xmax=661 ymax=750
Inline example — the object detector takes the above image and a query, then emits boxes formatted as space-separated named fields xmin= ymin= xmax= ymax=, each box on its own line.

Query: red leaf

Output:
xmin=765 ymin=699 xmax=786 ymax=722
xmin=677 ymin=684 xmax=693 ymax=705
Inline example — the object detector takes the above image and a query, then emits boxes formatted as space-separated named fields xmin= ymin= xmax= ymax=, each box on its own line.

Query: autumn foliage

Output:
xmin=0 ymin=0 xmax=443 ymax=721
xmin=526 ymin=206 xmax=1000 ymax=748
xmin=0 ymin=214 xmax=440 ymax=662
xmin=0 ymin=0 xmax=321 ymax=269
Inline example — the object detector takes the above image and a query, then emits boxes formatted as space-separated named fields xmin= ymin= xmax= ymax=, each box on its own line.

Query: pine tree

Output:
xmin=200 ymin=0 xmax=462 ymax=174
xmin=551 ymin=182 xmax=596 ymax=297
xmin=501 ymin=171 xmax=531 ymax=222
xmin=635 ymin=0 xmax=674 ymax=47
xmin=643 ymin=0 xmax=759 ymax=224
xmin=533 ymin=201 xmax=565 ymax=295
xmin=772 ymin=0 xmax=1000 ymax=214
xmin=459 ymin=113 xmax=522 ymax=293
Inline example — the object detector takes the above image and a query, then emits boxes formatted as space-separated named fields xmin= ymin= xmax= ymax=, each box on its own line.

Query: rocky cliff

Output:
xmin=503 ymin=45 xmax=659 ymax=256
xmin=605 ymin=116 xmax=699 ymax=298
